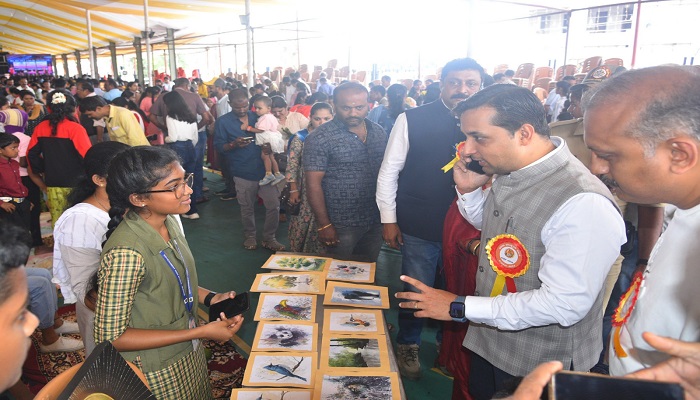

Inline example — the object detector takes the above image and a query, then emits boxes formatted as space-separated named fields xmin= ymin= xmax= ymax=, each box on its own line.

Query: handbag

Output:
xmin=280 ymin=184 xmax=301 ymax=216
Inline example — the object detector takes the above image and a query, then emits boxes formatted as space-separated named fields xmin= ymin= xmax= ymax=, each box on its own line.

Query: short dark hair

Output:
xmin=370 ymin=85 xmax=386 ymax=97
xmin=493 ymin=73 xmax=505 ymax=81
xmin=556 ymin=80 xmax=572 ymax=93
xmin=440 ymin=58 xmax=485 ymax=83
xmin=77 ymin=80 xmax=95 ymax=93
xmin=381 ymin=75 xmax=391 ymax=81
xmin=453 ymin=84 xmax=550 ymax=137
xmin=79 ymin=95 xmax=108 ymax=111
xmin=229 ymin=88 xmax=249 ymax=102
xmin=0 ymin=132 xmax=20 ymax=148
xmin=54 ymin=78 xmax=67 ymax=88
xmin=270 ymin=95 xmax=287 ymax=109
xmin=504 ymin=69 xmax=515 ymax=77
xmin=107 ymin=78 xmax=118 ymax=88
xmin=562 ymin=75 xmax=576 ymax=82
xmin=334 ymin=82 xmax=369 ymax=104
xmin=173 ymin=78 xmax=190 ymax=88
xmin=0 ymin=222 xmax=31 ymax=304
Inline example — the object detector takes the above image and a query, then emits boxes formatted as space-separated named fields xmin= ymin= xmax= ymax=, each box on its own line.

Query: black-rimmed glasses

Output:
xmin=137 ymin=173 xmax=193 ymax=199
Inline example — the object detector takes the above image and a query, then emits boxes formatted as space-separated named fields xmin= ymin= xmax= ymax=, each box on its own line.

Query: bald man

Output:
xmin=583 ymin=65 xmax=700 ymax=376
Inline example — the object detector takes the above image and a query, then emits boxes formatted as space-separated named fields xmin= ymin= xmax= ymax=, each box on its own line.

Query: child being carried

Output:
xmin=249 ymin=96 xmax=286 ymax=186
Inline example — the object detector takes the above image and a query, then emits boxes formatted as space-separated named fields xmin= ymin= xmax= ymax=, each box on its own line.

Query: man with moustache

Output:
xmin=485 ymin=65 xmax=700 ymax=400
xmin=376 ymin=58 xmax=484 ymax=380
xmin=583 ymin=65 xmax=700 ymax=377
xmin=395 ymin=84 xmax=625 ymax=399
xmin=214 ymin=88 xmax=285 ymax=251
xmin=304 ymin=82 xmax=387 ymax=262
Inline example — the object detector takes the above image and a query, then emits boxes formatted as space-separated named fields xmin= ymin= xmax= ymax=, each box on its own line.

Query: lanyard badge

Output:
xmin=160 ymin=239 xmax=194 ymax=314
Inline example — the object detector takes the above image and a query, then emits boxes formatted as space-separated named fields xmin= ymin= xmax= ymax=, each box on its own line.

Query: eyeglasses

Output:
xmin=444 ymin=79 xmax=481 ymax=90
xmin=137 ymin=174 xmax=193 ymax=199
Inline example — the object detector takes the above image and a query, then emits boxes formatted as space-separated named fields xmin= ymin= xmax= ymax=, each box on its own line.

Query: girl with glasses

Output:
xmin=94 ymin=146 xmax=243 ymax=399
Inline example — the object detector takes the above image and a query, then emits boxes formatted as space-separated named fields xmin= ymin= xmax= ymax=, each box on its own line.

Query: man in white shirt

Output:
xmin=583 ymin=65 xmax=700 ymax=377
xmin=17 ymin=78 xmax=34 ymax=95
xmin=396 ymin=84 xmax=625 ymax=399
xmin=544 ymin=75 xmax=575 ymax=122
xmin=162 ymin=75 xmax=174 ymax=92
xmin=376 ymin=58 xmax=484 ymax=380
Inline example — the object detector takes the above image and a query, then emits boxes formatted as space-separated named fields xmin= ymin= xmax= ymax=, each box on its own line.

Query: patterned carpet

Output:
xmin=22 ymin=305 xmax=248 ymax=398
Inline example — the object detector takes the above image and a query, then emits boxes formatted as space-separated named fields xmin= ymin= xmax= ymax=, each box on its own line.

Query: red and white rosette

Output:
xmin=611 ymin=272 xmax=643 ymax=358
xmin=485 ymin=234 xmax=530 ymax=296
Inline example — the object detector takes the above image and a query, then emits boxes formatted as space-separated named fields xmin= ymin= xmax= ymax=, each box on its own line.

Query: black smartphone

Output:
xmin=549 ymin=371 xmax=684 ymax=400
xmin=467 ymin=159 xmax=486 ymax=175
xmin=208 ymin=292 xmax=250 ymax=322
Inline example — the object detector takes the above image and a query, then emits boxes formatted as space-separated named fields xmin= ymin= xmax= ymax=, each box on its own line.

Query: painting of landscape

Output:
xmin=320 ymin=334 xmax=389 ymax=372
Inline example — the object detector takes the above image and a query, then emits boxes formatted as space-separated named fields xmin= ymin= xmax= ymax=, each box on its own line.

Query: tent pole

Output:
xmin=563 ymin=11 xmax=571 ymax=66
xmin=86 ymin=10 xmax=97 ymax=78
xmin=144 ymin=0 xmax=152 ymax=85
xmin=245 ymin=0 xmax=254 ymax=88
xmin=631 ymin=0 xmax=642 ymax=68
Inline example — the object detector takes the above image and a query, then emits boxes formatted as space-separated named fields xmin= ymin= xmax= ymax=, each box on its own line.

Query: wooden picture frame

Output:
xmin=251 ymin=272 xmax=325 ymax=294
xmin=242 ymin=352 xmax=316 ymax=389
xmin=262 ymin=254 xmax=332 ymax=272
xmin=312 ymin=371 xmax=400 ymax=400
xmin=322 ymin=308 xmax=386 ymax=335
xmin=254 ymin=293 xmax=318 ymax=322
xmin=230 ymin=388 xmax=312 ymax=400
xmin=252 ymin=321 xmax=319 ymax=353
xmin=323 ymin=282 xmax=390 ymax=309
xmin=325 ymin=260 xmax=376 ymax=283
xmin=319 ymin=334 xmax=390 ymax=373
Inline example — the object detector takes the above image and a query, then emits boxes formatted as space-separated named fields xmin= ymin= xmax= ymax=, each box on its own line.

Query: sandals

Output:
xmin=262 ymin=240 xmax=286 ymax=252
xmin=243 ymin=238 xmax=257 ymax=250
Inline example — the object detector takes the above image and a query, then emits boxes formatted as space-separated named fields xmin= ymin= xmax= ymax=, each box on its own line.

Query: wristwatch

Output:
xmin=449 ymin=296 xmax=468 ymax=323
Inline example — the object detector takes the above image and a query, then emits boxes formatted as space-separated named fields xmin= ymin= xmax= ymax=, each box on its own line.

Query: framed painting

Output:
xmin=231 ymin=388 xmax=312 ymax=400
xmin=262 ymin=254 xmax=332 ymax=272
xmin=243 ymin=352 xmax=316 ymax=389
xmin=319 ymin=334 xmax=390 ymax=372
xmin=252 ymin=321 xmax=318 ymax=353
xmin=312 ymin=371 xmax=400 ymax=400
xmin=325 ymin=260 xmax=375 ymax=283
xmin=254 ymin=293 xmax=317 ymax=322
xmin=322 ymin=309 xmax=386 ymax=335
xmin=323 ymin=282 xmax=390 ymax=309
xmin=251 ymin=272 xmax=325 ymax=294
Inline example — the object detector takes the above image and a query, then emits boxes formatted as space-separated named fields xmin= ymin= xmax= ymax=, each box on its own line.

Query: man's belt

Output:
xmin=0 ymin=197 xmax=25 ymax=203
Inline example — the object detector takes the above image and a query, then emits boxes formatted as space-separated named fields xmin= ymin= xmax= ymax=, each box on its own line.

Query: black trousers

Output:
xmin=22 ymin=176 xmax=43 ymax=246
xmin=468 ymin=351 xmax=516 ymax=400
xmin=0 ymin=199 xmax=31 ymax=233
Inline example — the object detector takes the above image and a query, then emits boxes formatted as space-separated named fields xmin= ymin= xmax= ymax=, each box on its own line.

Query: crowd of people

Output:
xmin=1 ymin=59 xmax=699 ymax=400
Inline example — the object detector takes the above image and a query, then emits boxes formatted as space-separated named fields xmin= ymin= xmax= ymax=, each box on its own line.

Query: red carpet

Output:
xmin=22 ymin=305 xmax=247 ymax=399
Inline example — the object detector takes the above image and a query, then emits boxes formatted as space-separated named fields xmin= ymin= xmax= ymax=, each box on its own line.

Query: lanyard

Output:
xmin=159 ymin=239 xmax=194 ymax=314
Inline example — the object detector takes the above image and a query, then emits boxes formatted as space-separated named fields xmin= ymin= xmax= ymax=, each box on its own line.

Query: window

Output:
xmin=587 ymin=5 xmax=635 ymax=32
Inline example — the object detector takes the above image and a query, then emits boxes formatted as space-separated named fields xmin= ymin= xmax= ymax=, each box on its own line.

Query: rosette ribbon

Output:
xmin=485 ymin=234 xmax=530 ymax=296
xmin=442 ymin=141 xmax=466 ymax=173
